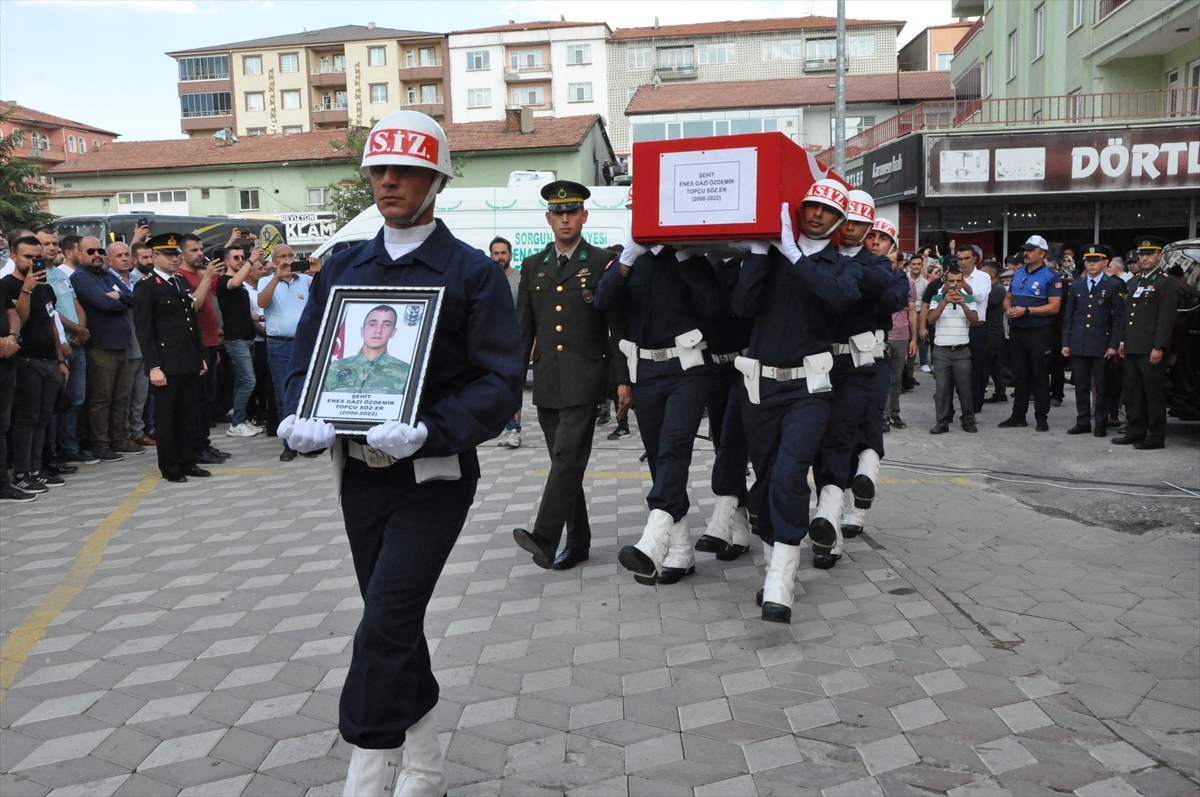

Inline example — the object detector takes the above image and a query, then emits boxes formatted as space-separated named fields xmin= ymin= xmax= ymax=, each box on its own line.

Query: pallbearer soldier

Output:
xmin=1061 ymin=244 xmax=1124 ymax=438
xmin=276 ymin=110 xmax=524 ymax=796
xmin=132 ymin=233 xmax=209 ymax=483
xmin=512 ymin=180 xmax=629 ymax=571
xmin=733 ymin=183 xmax=861 ymax=624
xmin=1114 ymin=236 xmax=1178 ymax=450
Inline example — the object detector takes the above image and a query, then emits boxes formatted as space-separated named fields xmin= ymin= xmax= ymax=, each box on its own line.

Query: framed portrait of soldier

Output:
xmin=297 ymin=286 xmax=444 ymax=434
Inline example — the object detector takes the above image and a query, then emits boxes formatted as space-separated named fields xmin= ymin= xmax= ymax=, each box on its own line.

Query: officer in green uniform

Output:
xmin=512 ymin=180 xmax=630 ymax=570
xmin=1114 ymin=236 xmax=1179 ymax=450
xmin=324 ymin=305 xmax=411 ymax=394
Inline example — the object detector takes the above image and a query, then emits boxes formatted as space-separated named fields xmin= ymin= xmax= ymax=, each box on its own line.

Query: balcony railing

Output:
xmin=313 ymin=102 xmax=348 ymax=111
xmin=406 ymin=59 xmax=442 ymax=68
xmin=402 ymin=97 xmax=444 ymax=107
xmin=310 ymin=66 xmax=347 ymax=75
xmin=804 ymin=58 xmax=837 ymax=71
xmin=181 ymin=109 xmax=233 ymax=119
xmin=954 ymin=17 xmax=985 ymax=56
xmin=654 ymin=65 xmax=697 ymax=80
xmin=506 ymin=101 xmax=553 ymax=112
xmin=817 ymin=88 xmax=1200 ymax=166
xmin=179 ymin=73 xmax=230 ymax=82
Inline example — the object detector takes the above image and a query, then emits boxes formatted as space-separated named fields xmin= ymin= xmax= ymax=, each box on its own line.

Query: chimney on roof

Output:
xmin=367 ymin=21 xmax=375 ymax=29
xmin=508 ymin=19 xmax=515 ymax=24
xmin=505 ymin=108 xmax=521 ymax=132
xmin=653 ymin=16 xmax=659 ymax=28
xmin=520 ymin=107 xmax=534 ymax=134
xmin=560 ymin=15 xmax=566 ymax=21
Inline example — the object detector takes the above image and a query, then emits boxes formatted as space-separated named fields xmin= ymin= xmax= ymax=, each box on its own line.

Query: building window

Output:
xmin=1008 ymin=32 xmax=1018 ymax=79
xmin=117 ymin=190 xmax=188 ymax=204
xmin=1071 ymin=0 xmax=1084 ymax=29
xmin=763 ymin=39 xmax=804 ymax=60
xmin=466 ymin=50 xmax=490 ymax=71
xmin=420 ymin=84 xmax=438 ymax=103
xmin=627 ymin=87 xmax=639 ymax=104
xmin=281 ymin=89 xmax=301 ymax=110
xmin=566 ymin=44 xmax=591 ymax=65
xmin=280 ymin=53 xmax=299 ymax=73
xmin=368 ymin=46 xmax=386 ymax=67
xmin=318 ymin=90 xmax=347 ymax=109
xmin=180 ymin=91 xmax=232 ymax=117
xmin=68 ymin=135 xmax=77 ymax=153
xmin=936 ymin=52 xmax=953 ymax=71
xmin=1098 ymin=0 xmax=1130 ymax=21
xmin=509 ymin=49 xmax=544 ymax=70
xmin=568 ymin=82 xmax=593 ymax=102
xmin=283 ymin=126 xmax=302 ymax=134
xmin=418 ymin=47 xmax=438 ymax=67
xmin=807 ymin=39 xmax=837 ymax=61
xmin=177 ymin=55 xmax=229 ymax=81
xmin=714 ymin=120 xmax=730 ymax=135
xmin=201 ymin=189 xmax=210 ymax=199
xmin=467 ymin=88 xmax=491 ymax=108
xmin=658 ymin=46 xmax=694 ymax=69
xmin=318 ymin=53 xmax=346 ymax=73
xmin=1034 ymin=5 xmax=1045 ymax=59
xmin=239 ymin=189 xmax=260 ymax=211
xmin=984 ymin=52 xmax=994 ymax=96
xmin=307 ymin=187 xmax=330 ymax=206
xmin=246 ymin=92 xmax=265 ymax=112
xmin=848 ymin=34 xmax=875 ymax=57
xmin=370 ymin=84 xmax=388 ymax=103
xmin=243 ymin=55 xmax=262 ymax=75
xmin=831 ymin=115 xmax=876 ymax=142
xmin=79 ymin=138 xmax=86 ymax=153
xmin=697 ymin=43 xmax=736 ymax=64
xmin=627 ymin=48 xmax=652 ymax=68
xmin=510 ymin=86 xmax=545 ymax=107
xmin=247 ymin=127 xmax=267 ymax=135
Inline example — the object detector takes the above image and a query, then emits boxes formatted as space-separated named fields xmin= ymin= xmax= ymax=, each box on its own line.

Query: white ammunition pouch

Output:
xmin=873 ymin=330 xmax=887 ymax=360
xmin=849 ymin=331 xmax=878 ymax=369
xmin=734 ymin=356 xmax=761 ymax=405
xmin=802 ymin=351 xmax=834 ymax=393
xmin=675 ymin=329 xmax=706 ymax=370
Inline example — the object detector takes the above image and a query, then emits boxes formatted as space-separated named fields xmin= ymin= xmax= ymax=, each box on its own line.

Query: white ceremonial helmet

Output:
xmin=799 ymin=178 xmax=849 ymax=239
xmin=361 ymin=111 xmax=453 ymax=223
xmin=845 ymin=189 xmax=876 ymax=224
xmin=871 ymin=218 xmax=899 ymax=252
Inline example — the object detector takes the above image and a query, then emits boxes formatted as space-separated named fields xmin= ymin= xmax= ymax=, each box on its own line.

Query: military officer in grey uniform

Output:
xmin=1114 ymin=236 xmax=1179 ymax=450
xmin=1061 ymin=244 xmax=1124 ymax=437
xmin=324 ymin=305 xmax=411 ymax=394
xmin=513 ymin=181 xmax=630 ymax=570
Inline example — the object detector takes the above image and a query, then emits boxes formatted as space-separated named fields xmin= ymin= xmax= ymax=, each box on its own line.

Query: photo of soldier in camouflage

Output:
xmin=324 ymin=304 xmax=412 ymax=395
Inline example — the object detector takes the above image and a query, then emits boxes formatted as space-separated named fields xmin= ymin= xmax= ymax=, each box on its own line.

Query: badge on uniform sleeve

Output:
xmin=579 ymin=250 xmax=588 ymax=262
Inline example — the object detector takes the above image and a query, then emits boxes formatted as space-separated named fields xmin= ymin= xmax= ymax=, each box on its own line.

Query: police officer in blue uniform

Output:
xmin=733 ymin=183 xmax=861 ymax=624
xmin=278 ymin=112 xmax=524 ymax=797
xmin=595 ymin=236 xmax=715 ymax=585
xmin=1000 ymin=235 xmax=1062 ymax=432
xmin=1061 ymin=244 xmax=1124 ymax=438
xmin=810 ymin=190 xmax=909 ymax=570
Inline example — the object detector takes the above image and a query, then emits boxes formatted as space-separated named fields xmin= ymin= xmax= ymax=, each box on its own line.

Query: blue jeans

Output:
xmin=267 ymin=338 xmax=295 ymax=427
xmin=57 ymin=345 xmax=87 ymax=455
xmin=223 ymin=339 xmax=256 ymax=425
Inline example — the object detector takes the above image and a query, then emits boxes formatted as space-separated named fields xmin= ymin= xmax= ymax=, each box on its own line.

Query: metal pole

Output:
xmin=834 ymin=0 xmax=847 ymax=174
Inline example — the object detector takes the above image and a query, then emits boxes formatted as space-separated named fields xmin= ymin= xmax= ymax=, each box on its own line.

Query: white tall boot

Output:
xmin=721 ymin=505 xmax=752 ymax=561
xmin=852 ymin=449 xmax=881 ymax=509
xmin=756 ymin=539 xmax=773 ymax=607
xmin=343 ymin=745 xmax=402 ymax=797
xmin=761 ymin=542 xmax=801 ymax=623
xmin=807 ymin=485 xmax=844 ymax=554
xmin=841 ymin=488 xmax=865 ymax=538
xmin=619 ymin=509 xmax=673 ymax=582
xmin=395 ymin=707 xmax=445 ymax=797
xmin=695 ymin=495 xmax=738 ymax=555
xmin=658 ymin=517 xmax=696 ymax=584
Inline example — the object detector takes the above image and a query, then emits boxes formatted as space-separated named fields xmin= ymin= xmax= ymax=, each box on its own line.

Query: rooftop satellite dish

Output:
xmin=229 ymin=134 xmax=240 ymax=144
xmin=213 ymin=129 xmax=227 ymax=142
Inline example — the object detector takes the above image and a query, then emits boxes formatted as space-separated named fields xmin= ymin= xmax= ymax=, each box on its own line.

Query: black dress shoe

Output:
xmin=1067 ymin=424 xmax=1091 ymax=435
xmin=715 ymin=543 xmax=749 ymax=562
xmin=301 ymin=449 xmax=324 ymax=458
xmin=851 ymin=474 xmax=875 ymax=507
xmin=813 ymin=553 xmax=841 ymax=570
xmin=46 ymin=461 xmax=78 ymax=475
xmin=756 ymin=588 xmax=764 ymax=607
xmin=842 ymin=524 xmax=863 ymax=538
xmin=1133 ymin=441 xmax=1165 ymax=450
xmin=1035 ymin=421 xmax=1050 ymax=432
xmin=929 ymin=424 xmax=949 ymax=434
xmin=983 ymin=393 xmax=1008 ymax=403
xmin=206 ymin=446 xmax=232 ymax=460
xmin=1050 ymin=398 xmax=1063 ymax=407
xmin=1094 ymin=428 xmax=1107 ymax=438
xmin=618 ymin=546 xmax=656 ymax=578
xmin=280 ymin=447 xmax=299 ymax=461
xmin=762 ymin=602 xmax=791 ymax=624
xmin=657 ymin=564 xmax=695 ymax=584
xmin=164 ymin=473 xmax=188 ymax=483
xmin=183 ymin=466 xmax=211 ymax=477
xmin=694 ymin=535 xmax=731 ymax=555
xmin=513 ymin=528 xmax=554 ymax=569
xmin=1112 ymin=435 xmax=1144 ymax=445
xmin=551 ymin=547 xmax=589 ymax=570
xmin=961 ymin=422 xmax=978 ymax=433
xmin=195 ymin=451 xmax=223 ymax=464
xmin=997 ymin=417 xmax=1028 ymax=428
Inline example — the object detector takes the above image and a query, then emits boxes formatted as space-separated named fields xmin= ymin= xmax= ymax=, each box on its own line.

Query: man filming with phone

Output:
xmin=257 ymin=244 xmax=312 ymax=461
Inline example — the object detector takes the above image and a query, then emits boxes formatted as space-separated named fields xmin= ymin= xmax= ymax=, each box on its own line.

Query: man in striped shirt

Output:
xmin=927 ymin=267 xmax=979 ymax=434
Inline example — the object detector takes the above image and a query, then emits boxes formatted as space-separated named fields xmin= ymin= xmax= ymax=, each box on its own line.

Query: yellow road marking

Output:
xmin=0 ymin=473 xmax=158 ymax=700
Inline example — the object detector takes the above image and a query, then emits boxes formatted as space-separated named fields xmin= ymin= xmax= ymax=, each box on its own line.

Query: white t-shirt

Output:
xmin=929 ymin=289 xmax=976 ymax=347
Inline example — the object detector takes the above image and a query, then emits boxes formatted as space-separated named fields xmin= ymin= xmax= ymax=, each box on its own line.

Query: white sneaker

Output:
xmin=225 ymin=423 xmax=261 ymax=438
xmin=502 ymin=429 xmax=522 ymax=448
xmin=920 ymin=364 xmax=932 ymax=373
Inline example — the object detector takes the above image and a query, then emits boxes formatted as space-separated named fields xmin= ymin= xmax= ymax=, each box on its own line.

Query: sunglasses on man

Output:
xmin=85 ymin=247 xmax=106 ymax=255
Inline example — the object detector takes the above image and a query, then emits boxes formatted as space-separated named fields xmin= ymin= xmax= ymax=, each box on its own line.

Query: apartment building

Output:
xmin=898 ymin=23 xmax=974 ymax=72
xmin=606 ymin=16 xmax=904 ymax=155
xmin=0 ymin=101 xmax=118 ymax=175
xmin=167 ymin=24 xmax=452 ymax=139
xmin=448 ymin=21 xmax=611 ymax=125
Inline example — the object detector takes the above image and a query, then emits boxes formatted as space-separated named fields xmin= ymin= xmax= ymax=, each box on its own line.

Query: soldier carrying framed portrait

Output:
xmin=296 ymin=285 xmax=443 ymax=434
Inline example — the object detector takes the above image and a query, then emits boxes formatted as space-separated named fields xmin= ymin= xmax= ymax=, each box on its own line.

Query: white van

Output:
xmin=311 ymin=186 xmax=631 ymax=264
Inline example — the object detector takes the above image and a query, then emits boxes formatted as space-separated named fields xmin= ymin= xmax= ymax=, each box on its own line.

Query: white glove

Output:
xmin=365 ymin=420 xmax=429 ymax=460
xmin=772 ymin=202 xmax=802 ymax=263
xmin=726 ymin=241 xmax=770 ymax=256
xmin=280 ymin=414 xmax=337 ymax=454
xmin=619 ymin=233 xmax=649 ymax=266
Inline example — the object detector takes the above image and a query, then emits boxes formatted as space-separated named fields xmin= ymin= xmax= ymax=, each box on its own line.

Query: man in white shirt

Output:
xmin=928 ymin=267 xmax=979 ymax=434
xmin=954 ymin=245 xmax=991 ymax=414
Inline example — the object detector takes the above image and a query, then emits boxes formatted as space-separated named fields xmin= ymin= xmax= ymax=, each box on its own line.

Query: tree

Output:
xmin=328 ymin=122 xmax=472 ymax=228
xmin=0 ymin=105 xmax=54 ymax=231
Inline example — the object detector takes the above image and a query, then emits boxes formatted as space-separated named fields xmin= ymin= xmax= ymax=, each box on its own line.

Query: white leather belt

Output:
xmin=639 ymin=341 xmax=707 ymax=361
xmin=709 ymin=348 xmax=746 ymax=364
xmin=347 ymin=440 xmax=395 ymax=468
xmin=762 ymin=365 xmax=807 ymax=381
xmin=346 ymin=440 xmax=461 ymax=482
xmin=831 ymin=343 xmax=853 ymax=355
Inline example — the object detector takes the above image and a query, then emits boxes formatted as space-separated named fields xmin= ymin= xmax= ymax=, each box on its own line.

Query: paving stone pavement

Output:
xmin=2 ymin=401 xmax=1197 ymax=797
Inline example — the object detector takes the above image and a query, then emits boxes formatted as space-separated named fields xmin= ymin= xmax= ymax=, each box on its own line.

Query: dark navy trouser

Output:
xmin=633 ymin=358 xmax=711 ymax=522
xmin=1071 ymin=355 xmax=1109 ymax=428
xmin=743 ymin=379 xmax=833 ymax=546
xmin=339 ymin=458 xmax=477 ymax=749
xmin=814 ymin=357 xmax=875 ymax=492
xmin=706 ymin=361 xmax=748 ymax=502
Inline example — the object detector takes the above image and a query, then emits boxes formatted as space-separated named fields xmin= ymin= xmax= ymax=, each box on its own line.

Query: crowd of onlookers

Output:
xmin=0 ymin=224 xmax=321 ymax=502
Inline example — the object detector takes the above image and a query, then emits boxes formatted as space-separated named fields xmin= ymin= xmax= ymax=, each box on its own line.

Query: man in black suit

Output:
xmin=512 ymin=181 xmax=629 ymax=570
xmin=132 ymin=233 xmax=210 ymax=482
xmin=1061 ymin=244 xmax=1124 ymax=438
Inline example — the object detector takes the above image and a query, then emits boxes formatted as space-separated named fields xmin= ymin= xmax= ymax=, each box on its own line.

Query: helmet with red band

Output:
xmin=799 ymin=178 xmax=849 ymax=240
xmin=361 ymin=111 xmax=453 ymax=224
xmin=845 ymin=189 xmax=875 ymax=224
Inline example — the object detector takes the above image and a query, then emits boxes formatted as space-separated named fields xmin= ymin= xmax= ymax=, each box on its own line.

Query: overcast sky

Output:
xmin=1 ymin=0 xmax=955 ymax=142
